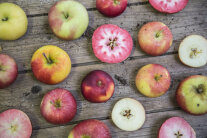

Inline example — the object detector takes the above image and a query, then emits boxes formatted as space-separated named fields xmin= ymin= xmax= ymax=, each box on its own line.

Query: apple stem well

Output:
xmin=2 ymin=17 xmax=8 ymax=21
xmin=97 ymin=80 xmax=102 ymax=87
xmin=190 ymin=48 xmax=202 ymax=59
xmin=174 ymin=131 xmax=183 ymax=138
xmin=154 ymin=74 xmax=163 ymax=81
xmin=155 ymin=30 xmax=164 ymax=38
xmin=196 ymin=84 xmax=204 ymax=94
xmin=114 ymin=0 xmax=120 ymax=5
xmin=62 ymin=12 xmax=69 ymax=19
xmin=50 ymin=99 xmax=61 ymax=108
xmin=107 ymin=37 xmax=118 ymax=50
xmin=42 ymin=53 xmax=53 ymax=64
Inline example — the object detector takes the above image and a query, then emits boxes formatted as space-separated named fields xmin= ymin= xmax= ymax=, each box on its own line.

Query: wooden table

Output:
xmin=0 ymin=0 xmax=207 ymax=137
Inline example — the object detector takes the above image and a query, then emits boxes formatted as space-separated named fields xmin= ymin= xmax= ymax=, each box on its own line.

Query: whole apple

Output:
xmin=138 ymin=22 xmax=173 ymax=56
xmin=31 ymin=45 xmax=71 ymax=85
xmin=0 ymin=3 xmax=28 ymax=40
xmin=48 ymin=0 xmax=89 ymax=40
xmin=136 ymin=64 xmax=171 ymax=97
xmin=40 ymin=88 xmax=77 ymax=124
xmin=0 ymin=54 xmax=18 ymax=89
xmin=176 ymin=75 xmax=207 ymax=115
xmin=68 ymin=119 xmax=111 ymax=138
xmin=96 ymin=0 xmax=127 ymax=17
xmin=81 ymin=70 xmax=115 ymax=103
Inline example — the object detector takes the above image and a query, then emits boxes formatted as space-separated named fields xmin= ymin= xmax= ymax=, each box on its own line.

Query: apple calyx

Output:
xmin=10 ymin=124 xmax=18 ymax=133
xmin=2 ymin=17 xmax=8 ymax=22
xmin=190 ymin=48 xmax=202 ymax=59
xmin=97 ymin=80 xmax=103 ymax=87
xmin=42 ymin=53 xmax=53 ymax=64
xmin=62 ymin=12 xmax=69 ymax=20
xmin=114 ymin=0 xmax=120 ymax=5
xmin=120 ymin=109 xmax=133 ymax=119
xmin=107 ymin=37 xmax=118 ymax=50
xmin=196 ymin=84 xmax=204 ymax=94
xmin=174 ymin=131 xmax=183 ymax=138
xmin=50 ymin=99 xmax=61 ymax=108
xmin=154 ymin=74 xmax=163 ymax=81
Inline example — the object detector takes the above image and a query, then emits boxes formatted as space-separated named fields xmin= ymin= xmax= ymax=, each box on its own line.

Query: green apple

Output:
xmin=48 ymin=0 xmax=89 ymax=40
xmin=0 ymin=3 xmax=28 ymax=40
xmin=176 ymin=75 xmax=207 ymax=115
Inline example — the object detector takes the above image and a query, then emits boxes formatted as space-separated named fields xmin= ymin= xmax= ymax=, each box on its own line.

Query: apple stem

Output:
xmin=42 ymin=53 xmax=53 ymax=64
xmin=2 ymin=17 xmax=8 ymax=22
xmin=155 ymin=30 xmax=163 ymax=38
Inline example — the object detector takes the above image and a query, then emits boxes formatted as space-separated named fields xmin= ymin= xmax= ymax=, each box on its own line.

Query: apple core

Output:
xmin=121 ymin=109 xmax=133 ymax=119
xmin=107 ymin=37 xmax=118 ymax=50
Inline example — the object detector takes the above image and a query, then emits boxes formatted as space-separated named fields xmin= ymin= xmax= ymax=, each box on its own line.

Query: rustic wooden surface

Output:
xmin=0 ymin=0 xmax=207 ymax=137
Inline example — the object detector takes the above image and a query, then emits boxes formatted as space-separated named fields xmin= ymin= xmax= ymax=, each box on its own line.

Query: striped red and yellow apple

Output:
xmin=31 ymin=45 xmax=71 ymax=85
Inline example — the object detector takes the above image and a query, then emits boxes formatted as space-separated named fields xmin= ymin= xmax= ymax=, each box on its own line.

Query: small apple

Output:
xmin=111 ymin=98 xmax=145 ymax=131
xmin=40 ymin=88 xmax=77 ymax=124
xmin=81 ymin=70 xmax=115 ymax=103
xmin=176 ymin=75 xmax=207 ymax=115
xmin=31 ymin=45 xmax=71 ymax=85
xmin=48 ymin=0 xmax=89 ymax=40
xmin=96 ymin=0 xmax=127 ymax=17
xmin=138 ymin=22 xmax=173 ymax=56
xmin=158 ymin=117 xmax=196 ymax=138
xmin=0 ymin=3 xmax=28 ymax=40
xmin=179 ymin=35 xmax=207 ymax=67
xmin=0 ymin=54 xmax=18 ymax=89
xmin=0 ymin=109 xmax=32 ymax=138
xmin=136 ymin=64 xmax=171 ymax=98
xmin=68 ymin=119 xmax=111 ymax=138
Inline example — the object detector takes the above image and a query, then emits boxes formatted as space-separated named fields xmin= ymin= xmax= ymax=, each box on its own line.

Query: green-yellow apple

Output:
xmin=48 ymin=0 xmax=89 ymax=40
xmin=31 ymin=45 xmax=71 ymax=85
xmin=176 ymin=75 xmax=207 ymax=115
xmin=136 ymin=64 xmax=171 ymax=97
xmin=0 ymin=3 xmax=28 ymax=40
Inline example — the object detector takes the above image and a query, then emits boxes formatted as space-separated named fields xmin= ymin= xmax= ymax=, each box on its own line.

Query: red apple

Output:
xmin=0 ymin=109 xmax=32 ymax=138
xmin=81 ymin=70 xmax=115 ymax=103
xmin=40 ymin=88 xmax=77 ymax=124
xmin=0 ymin=54 xmax=18 ymax=88
xmin=138 ymin=22 xmax=173 ymax=56
xmin=68 ymin=119 xmax=111 ymax=138
xmin=96 ymin=0 xmax=127 ymax=17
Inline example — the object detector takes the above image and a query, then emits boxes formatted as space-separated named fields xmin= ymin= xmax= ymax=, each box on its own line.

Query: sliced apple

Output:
xmin=179 ymin=35 xmax=207 ymax=67
xmin=111 ymin=98 xmax=145 ymax=131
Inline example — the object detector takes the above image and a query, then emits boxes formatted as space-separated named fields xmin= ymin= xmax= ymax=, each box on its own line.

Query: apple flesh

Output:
xmin=96 ymin=0 xmax=128 ymax=17
xmin=0 ymin=54 xmax=18 ymax=89
xmin=0 ymin=109 xmax=32 ymax=138
xmin=40 ymin=88 xmax=77 ymax=124
xmin=136 ymin=64 xmax=171 ymax=98
xmin=138 ymin=22 xmax=173 ymax=56
xmin=48 ymin=0 xmax=89 ymax=40
xmin=176 ymin=75 xmax=207 ymax=115
xmin=68 ymin=119 xmax=111 ymax=138
xmin=0 ymin=3 xmax=28 ymax=40
xmin=81 ymin=70 xmax=115 ymax=103
xmin=31 ymin=45 xmax=71 ymax=85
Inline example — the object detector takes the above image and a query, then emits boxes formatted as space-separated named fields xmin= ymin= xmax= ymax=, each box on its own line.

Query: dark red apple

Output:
xmin=81 ymin=70 xmax=115 ymax=103
xmin=96 ymin=0 xmax=127 ymax=17
xmin=40 ymin=88 xmax=77 ymax=124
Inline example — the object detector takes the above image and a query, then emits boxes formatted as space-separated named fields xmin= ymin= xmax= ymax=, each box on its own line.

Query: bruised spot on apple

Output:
xmin=81 ymin=70 xmax=115 ymax=103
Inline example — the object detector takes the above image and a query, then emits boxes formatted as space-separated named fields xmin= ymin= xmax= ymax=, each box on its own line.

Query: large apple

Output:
xmin=0 ymin=54 xmax=18 ymax=89
xmin=96 ymin=0 xmax=128 ymax=17
xmin=40 ymin=88 xmax=77 ymax=124
xmin=176 ymin=75 xmax=207 ymax=115
xmin=81 ymin=70 xmax=115 ymax=103
xmin=48 ymin=0 xmax=89 ymax=40
xmin=0 ymin=3 xmax=28 ymax=40
xmin=31 ymin=45 xmax=71 ymax=85
xmin=138 ymin=22 xmax=173 ymax=56
xmin=68 ymin=119 xmax=111 ymax=138
xmin=136 ymin=64 xmax=171 ymax=98
xmin=0 ymin=109 xmax=32 ymax=138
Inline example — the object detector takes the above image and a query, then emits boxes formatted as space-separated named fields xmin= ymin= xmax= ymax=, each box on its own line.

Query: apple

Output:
xmin=68 ymin=119 xmax=111 ymax=138
xmin=176 ymin=75 xmax=207 ymax=115
xmin=0 ymin=109 xmax=32 ymax=138
xmin=81 ymin=70 xmax=115 ymax=103
xmin=40 ymin=88 xmax=77 ymax=124
xmin=135 ymin=64 xmax=171 ymax=98
xmin=48 ymin=0 xmax=89 ymax=40
xmin=138 ymin=22 xmax=173 ymax=56
xmin=158 ymin=117 xmax=196 ymax=138
xmin=96 ymin=0 xmax=127 ymax=17
xmin=31 ymin=45 xmax=71 ymax=85
xmin=0 ymin=54 xmax=18 ymax=89
xmin=111 ymin=98 xmax=145 ymax=131
xmin=179 ymin=35 xmax=207 ymax=67
xmin=0 ymin=3 xmax=28 ymax=40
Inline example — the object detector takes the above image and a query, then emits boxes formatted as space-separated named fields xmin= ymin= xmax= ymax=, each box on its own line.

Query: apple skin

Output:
xmin=48 ymin=0 xmax=89 ymax=40
xmin=96 ymin=0 xmax=127 ymax=17
xmin=138 ymin=22 xmax=173 ymax=56
xmin=40 ymin=88 xmax=77 ymax=124
xmin=31 ymin=45 xmax=71 ymax=85
xmin=68 ymin=119 xmax=111 ymax=138
xmin=0 ymin=54 xmax=18 ymax=89
xmin=176 ymin=75 xmax=207 ymax=115
xmin=81 ymin=70 xmax=115 ymax=103
xmin=136 ymin=64 xmax=171 ymax=98
xmin=0 ymin=3 xmax=28 ymax=40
